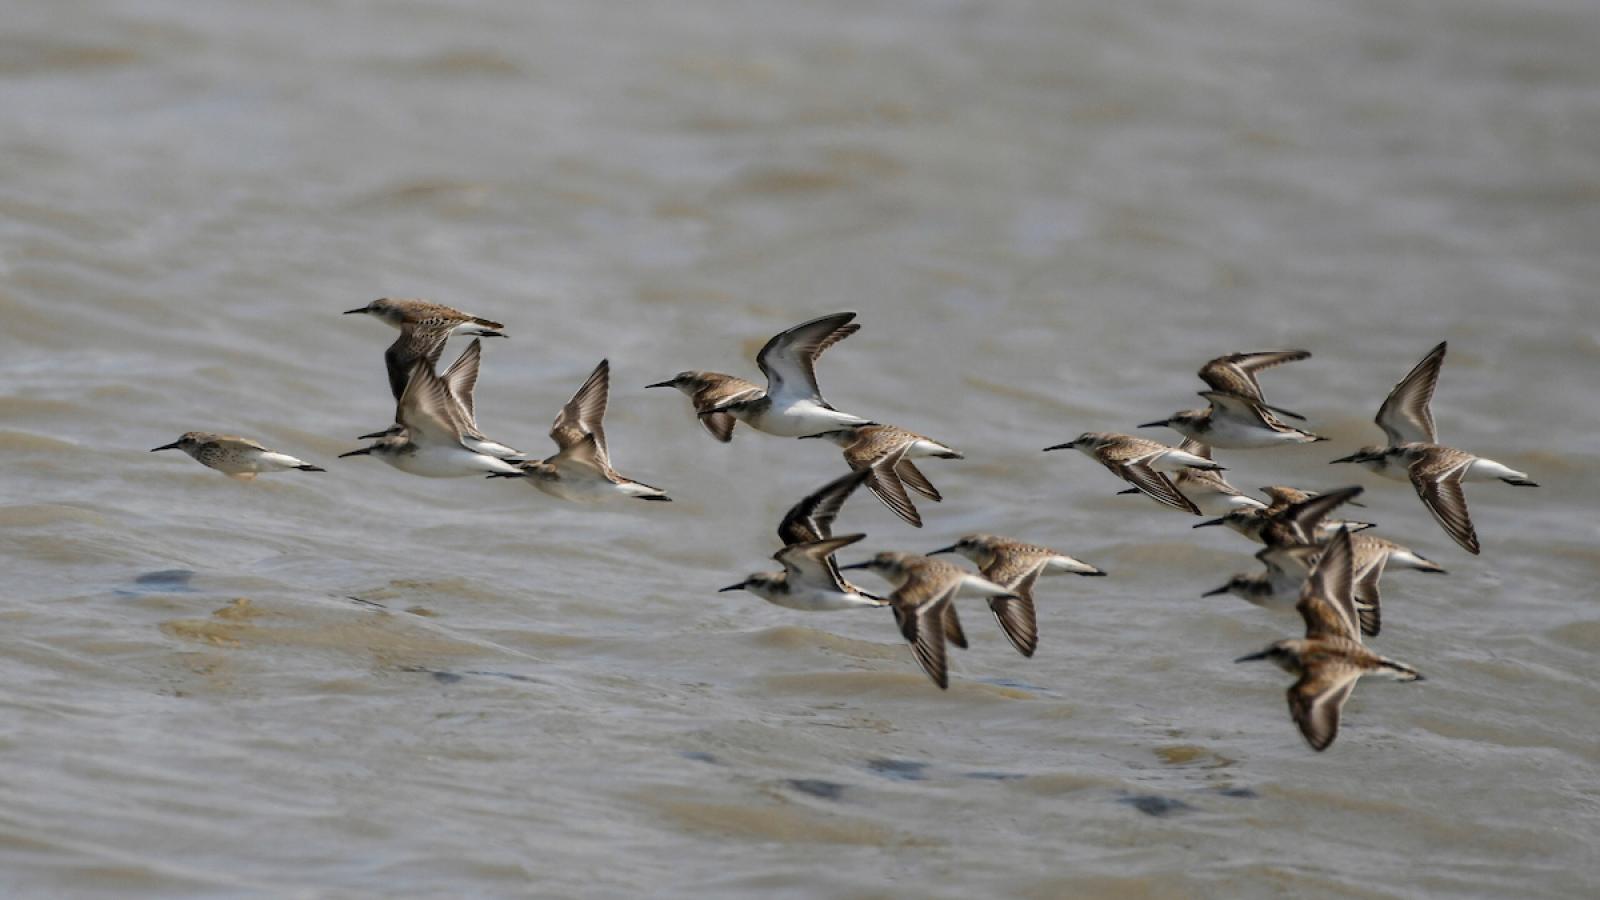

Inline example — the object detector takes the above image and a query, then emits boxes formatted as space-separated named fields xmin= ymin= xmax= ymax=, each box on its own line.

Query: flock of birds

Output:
xmin=150 ymin=301 xmax=1539 ymax=752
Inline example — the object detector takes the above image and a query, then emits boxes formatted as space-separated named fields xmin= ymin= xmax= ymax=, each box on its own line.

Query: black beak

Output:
xmin=343 ymin=307 xmax=369 ymax=315
xmin=150 ymin=441 xmax=182 ymax=452
xmin=1138 ymin=420 xmax=1169 ymax=429
xmin=928 ymin=545 xmax=958 ymax=556
xmin=1202 ymin=584 xmax=1231 ymax=597
xmin=338 ymin=447 xmax=373 ymax=458
xmin=718 ymin=582 xmax=748 ymax=593
xmin=1329 ymin=454 xmax=1360 ymax=464
xmin=837 ymin=561 xmax=872 ymax=571
xmin=357 ymin=429 xmax=394 ymax=440
xmin=1042 ymin=442 xmax=1074 ymax=452
xmin=1193 ymin=518 xmax=1226 ymax=528
xmin=1234 ymin=650 xmax=1271 ymax=663
xmin=644 ymin=380 xmax=675 ymax=389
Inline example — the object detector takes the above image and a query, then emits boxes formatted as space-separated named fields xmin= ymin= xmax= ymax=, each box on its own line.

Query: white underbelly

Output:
xmin=387 ymin=445 xmax=505 ymax=478
xmin=756 ymin=400 xmax=868 ymax=437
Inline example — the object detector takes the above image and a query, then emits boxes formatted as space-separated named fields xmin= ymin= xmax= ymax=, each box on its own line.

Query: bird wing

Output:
xmin=1351 ymin=548 xmax=1387 ymax=638
xmin=777 ymin=468 xmax=872 ymax=546
xmin=754 ymin=311 xmax=859 ymax=404
xmin=1199 ymin=390 xmax=1281 ymax=429
xmin=891 ymin=581 xmax=956 ymax=690
xmin=1116 ymin=455 xmax=1200 ymax=515
xmin=896 ymin=459 xmax=942 ymax=501
xmin=396 ymin=359 xmax=470 ymax=446
xmin=774 ymin=534 xmax=865 ymax=593
xmin=1376 ymin=341 xmax=1446 ymax=446
xmin=441 ymin=338 xmax=483 ymax=428
xmin=550 ymin=359 xmax=610 ymax=464
xmin=698 ymin=412 xmax=737 ymax=443
xmin=863 ymin=446 xmax=923 ymax=527
xmin=1198 ymin=350 xmax=1310 ymax=404
xmin=1276 ymin=485 xmax=1364 ymax=545
xmin=1297 ymin=527 xmax=1361 ymax=642
xmin=1288 ymin=665 xmax=1362 ymax=752
xmin=983 ymin=559 xmax=1043 ymax=658
xmin=1409 ymin=448 xmax=1480 ymax=555
xmin=384 ymin=326 xmax=451 ymax=402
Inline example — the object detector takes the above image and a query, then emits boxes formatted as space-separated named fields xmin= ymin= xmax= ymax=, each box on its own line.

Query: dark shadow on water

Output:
xmin=866 ymin=758 xmax=928 ymax=782
xmin=1118 ymin=794 xmax=1195 ymax=817
xmin=1215 ymin=786 xmax=1258 ymax=799
xmin=679 ymin=751 xmax=719 ymax=765
xmin=963 ymin=771 xmax=1025 ymax=782
xmin=786 ymin=779 xmax=847 ymax=801
xmin=114 ymin=569 xmax=196 ymax=596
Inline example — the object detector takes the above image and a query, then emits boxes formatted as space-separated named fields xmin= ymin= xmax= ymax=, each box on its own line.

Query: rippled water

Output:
xmin=3 ymin=0 xmax=1598 ymax=896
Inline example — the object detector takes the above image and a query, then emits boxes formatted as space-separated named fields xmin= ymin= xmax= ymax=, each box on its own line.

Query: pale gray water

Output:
xmin=2 ymin=0 xmax=1599 ymax=896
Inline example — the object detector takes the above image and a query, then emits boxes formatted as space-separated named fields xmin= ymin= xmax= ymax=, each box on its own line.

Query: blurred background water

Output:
xmin=2 ymin=0 xmax=1598 ymax=896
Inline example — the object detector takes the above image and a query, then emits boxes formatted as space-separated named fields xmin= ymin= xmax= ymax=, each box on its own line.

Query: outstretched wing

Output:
xmin=1376 ymin=341 xmax=1445 ymax=446
xmin=777 ymin=468 xmax=872 ymax=546
xmin=1297 ymin=527 xmax=1360 ymax=642
xmin=755 ymin=312 xmax=859 ymax=404
xmin=1409 ymin=449 xmax=1479 ymax=555
xmin=1198 ymin=350 xmax=1311 ymax=405
xmin=1287 ymin=667 xmax=1361 ymax=752
xmin=551 ymin=359 xmax=610 ymax=464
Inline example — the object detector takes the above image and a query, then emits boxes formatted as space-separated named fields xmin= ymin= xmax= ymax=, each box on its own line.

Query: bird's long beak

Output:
xmin=1138 ymin=419 xmax=1169 ymax=429
xmin=338 ymin=447 xmax=373 ymax=458
xmin=1042 ymin=441 xmax=1075 ymax=452
xmin=343 ymin=307 xmax=368 ymax=315
xmin=1329 ymin=453 xmax=1361 ymax=464
xmin=837 ymin=561 xmax=871 ymax=571
xmin=1234 ymin=650 xmax=1270 ymax=663
xmin=1193 ymin=518 xmax=1226 ymax=528
xmin=357 ymin=428 xmax=397 ymax=440
xmin=150 ymin=441 xmax=182 ymax=452
xmin=718 ymin=582 xmax=748 ymax=593
xmin=1202 ymin=584 xmax=1231 ymax=597
xmin=644 ymin=380 xmax=675 ymax=389
xmin=927 ymin=545 xmax=958 ymax=556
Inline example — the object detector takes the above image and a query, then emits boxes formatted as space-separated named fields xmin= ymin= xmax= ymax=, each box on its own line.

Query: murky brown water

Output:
xmin=3 ymin=0 xmax=1598 ymax=896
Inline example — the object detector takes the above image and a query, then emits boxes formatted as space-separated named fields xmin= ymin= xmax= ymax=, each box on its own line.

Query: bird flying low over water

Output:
xmin=840 ymin=552 xmax=1021 ymax=690
xmin=1236 ymin=527 xmax=1424 ymax=752
xmin=152 ymin=433 xmax=324 ymax=480
xmin=1044 ymin=432 xmax=1225 ymax=515
xmin=1194 ymin=485 xmax=1369 ymax=546
xmin=358 ymin=339 xmax=524 ymax=461
xmin=1142 ymin=390 xmax=1326 ymax=448
xmin=1330 ymin=341 xmax=1537 ymax=554
xmin=657 ymin=312 xmax=875 ymax=438
xmin=800 ymin=424 xmax=964 ymax=528
xmin=491 ymin=360 xmax=671 ymax=503
xmin=343 ymin=298 xmax=507 ymax=401
xmin=719 ymin=465 xmax=891 ymax=611
xmin=644 ymin=371 xmax=764 ymax=443
xmin=930 ymin=534 xmax=1104 ymax=658
xmin=1196 ymin=350 xmax=1313 ymax=420
xmin=338 ymin=357 xmax=523 ymax=477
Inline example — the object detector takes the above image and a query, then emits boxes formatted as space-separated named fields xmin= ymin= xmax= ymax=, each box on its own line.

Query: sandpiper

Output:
xmin=644 ymin=371 xmax=764 ymax=443
xmin=929 ymin=534 xmax=1104 ymax=658
xmin=338 ymin=359 xmax=523 ymax=477
xmin=696 ymin=312 xmax=876 ymax=437
xmin=344 ymin=298 xmax=507 ymax=401
xmin=492 ymin=360 xmax=670 ymax=503
xmin=359 ymin=340 xmax=523 ymax=461
xmin=840 ymin=552 xmax=1021 ymax=689
xmin=799 ymin=425 xmax=964 ymax=528
xmin=1197 ymin=350 xmax=1313 ymax=420
xmin=1330 ymin=341 xmax=1537 ymax=554
xmin=1194 ymin=485 xmax=1368 ymax=546
xmin=1117 ymin=439 xmax=1265 ymax=515
xmin=152 ymin=433 xmax=325 ymax=480
xmin=1141 ymin=391 xmax=1326 ymax=448
xmin=719 ymin=466 xmax=889 ymax=611
xmin=1043 ymin=432 xmax=1225 ymax=515
xmin=1235 ymin=527 xmax=1424 ymax=752
xmin=1204 ymin=543 xmax=1321 ymax=614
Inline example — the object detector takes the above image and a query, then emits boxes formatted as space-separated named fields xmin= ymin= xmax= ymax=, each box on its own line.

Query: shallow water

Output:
xmin=3 ymin=0 xmax=1599 ymax=896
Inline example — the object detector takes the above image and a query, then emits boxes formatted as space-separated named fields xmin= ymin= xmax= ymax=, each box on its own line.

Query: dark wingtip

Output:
xmin=297 ymin=465 xmax=327 ymax=472
xmin=637 ymin=495 xmax=673 ymax=502
xmin=1080 ymin=569 xmax=1107 ymax=577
